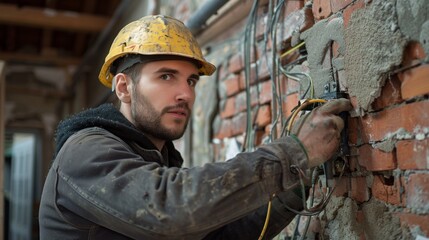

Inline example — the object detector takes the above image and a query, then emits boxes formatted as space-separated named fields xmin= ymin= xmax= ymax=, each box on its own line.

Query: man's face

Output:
xmin=130 ymin=60 xmax=199 ymax=141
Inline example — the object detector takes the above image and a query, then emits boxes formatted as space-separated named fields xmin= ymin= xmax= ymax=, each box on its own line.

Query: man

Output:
xmin=39 ymin=15 xmax=352 ymax=239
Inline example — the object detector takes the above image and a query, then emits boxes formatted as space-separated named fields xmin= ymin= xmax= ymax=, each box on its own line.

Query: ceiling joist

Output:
xmin=0 ymin=52 xmax=81 ymax=66
xmin=0 ymin=3 xmax=109 ymax=32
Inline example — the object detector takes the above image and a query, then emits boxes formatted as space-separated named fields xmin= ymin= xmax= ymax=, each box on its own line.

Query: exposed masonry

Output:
xmin=292 ymin=0 xmax=429 ymax=237
xmin=323 ymin=196 xmax=412 ymax=239
xmin=373 ymin=127 xmax=429 ymax=153
xmin=180 ymin=0 xmax=429 ymax=238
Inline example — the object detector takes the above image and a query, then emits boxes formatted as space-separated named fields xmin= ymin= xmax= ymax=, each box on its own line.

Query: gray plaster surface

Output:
xmin=345 ymin=0 xmax=407 ymax=114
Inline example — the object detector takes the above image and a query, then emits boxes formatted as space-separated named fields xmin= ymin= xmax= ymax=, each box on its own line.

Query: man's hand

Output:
xmin=294 ymin=98 xmax=353 ymax=168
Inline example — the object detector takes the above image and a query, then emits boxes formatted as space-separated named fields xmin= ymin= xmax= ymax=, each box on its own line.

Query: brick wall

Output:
xmin=167 ymin=0 xmax=429 ymax=238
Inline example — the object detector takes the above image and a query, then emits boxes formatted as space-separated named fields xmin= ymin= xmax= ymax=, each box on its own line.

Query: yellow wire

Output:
xmin=286 ymin=99 xmax=327 ymax=135
xmin=258 ymin=99 xmax=326 ymax=239
xmin=258 ymin=198 xmax=273 ymax=240
xmin=280 ymin=41 xmax=305 ymax=59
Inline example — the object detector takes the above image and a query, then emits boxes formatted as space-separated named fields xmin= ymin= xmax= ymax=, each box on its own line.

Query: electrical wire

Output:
xmin=268 ymin=0 xmax=287 ymax=141
xmin=280 ymin=41 xmax=306 ymax=59
xmin=258 ymin=196 xmax=273 ymax=240
xmin=258 ymin=1 xmax=288 ymax=239
xmin=242 ymin=0 xmax=259 ymax=152
xmin=279 ymin=66 xmax=314 ymax=99
xmin=286 ymin=99 xmax=327 ymax=136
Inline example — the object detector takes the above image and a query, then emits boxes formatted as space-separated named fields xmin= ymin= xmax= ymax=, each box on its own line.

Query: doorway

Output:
xmin=4 ymin=131 xmax=41 ymax=240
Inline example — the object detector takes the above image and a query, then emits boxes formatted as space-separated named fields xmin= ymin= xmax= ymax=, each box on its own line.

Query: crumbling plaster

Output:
xmin=301 ymin=0 xmax=429 ymax=115
xmin=323 ymin=196 xmax=412 ymax=239
xmin=345 ymin=0 xmax=407 ymax=114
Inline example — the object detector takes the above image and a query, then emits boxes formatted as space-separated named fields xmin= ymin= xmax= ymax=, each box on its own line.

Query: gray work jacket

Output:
xmin=39 ymin=127 xmax=308 ymax=239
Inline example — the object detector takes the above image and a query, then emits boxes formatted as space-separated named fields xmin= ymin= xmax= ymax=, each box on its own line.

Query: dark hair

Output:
xmin=121 ymin=63 xmax=143 ymax=84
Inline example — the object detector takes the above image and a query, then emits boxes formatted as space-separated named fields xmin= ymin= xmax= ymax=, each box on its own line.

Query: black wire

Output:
xmin=242 ymin=0 xmax=259 ymax=152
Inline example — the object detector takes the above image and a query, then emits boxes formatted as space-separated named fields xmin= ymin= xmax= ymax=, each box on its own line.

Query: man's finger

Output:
xmin=318 ymin=98 xmax=353 ymax=115
xmin=331 ymin=115 xmax=345 ymax=132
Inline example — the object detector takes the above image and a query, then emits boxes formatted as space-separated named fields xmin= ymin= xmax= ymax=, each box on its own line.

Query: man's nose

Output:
xmin=176 ymin=80 xmax=194 ymax=103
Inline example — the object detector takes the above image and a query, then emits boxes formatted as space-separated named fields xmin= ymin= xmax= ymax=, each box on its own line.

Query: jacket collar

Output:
xmin=54 ymin=103 xmax=184 ymax=167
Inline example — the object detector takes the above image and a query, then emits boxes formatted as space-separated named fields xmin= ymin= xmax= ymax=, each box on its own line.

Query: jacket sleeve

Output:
xmin=53 ymin=127 xmax=308 ymax=239
xmin=202 ymin=187 xmax=308 ymax=240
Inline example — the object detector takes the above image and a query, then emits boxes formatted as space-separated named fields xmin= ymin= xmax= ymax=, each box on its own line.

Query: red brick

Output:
xmin=397 ymin=213 xmax=429 ymax=236
xmin=283 ymin=92 xmax=299 ymax=119
xmin=397 ymin=139 xmax=429 ymax=170
xmin=214 ymin=119 xmax=234 ymax=139
xmin=332 ymin=177 xmax=349 ymax=197
xmin=331 ymin=0 xmax=354 ymax=13
xmin=400 ymin=41 xmax=426 ymax=66
xmin=254 ymin=129 xmax=267 ymax=146
xmin=259 ymin=80 xmax=272 ymax=104
xmin=349 ymin=96 xmax=360 ymax=112
xmin=348 ymin=117 xmax=362 ymax=145
xmin=235 ymin=91 xmax=247 ymax=114
xmin=222 ymin=74 xmax=241 ymax=97
xmin=312 ymin=0 xmax=332 ymax=20
xmin=400 ymin=64 xmax=429 ymax=100
xmin=239 ymin=64 xmax=259 ymax=90
xmin=359 ymin=100 xmax=429 ymax=142
xmin=277 ymin=3 xmax=310 ymax=48
xmin=371 ymin=75 xmax=403 ymax=111
xmin=228 ymin=53 xmax=244 ymax=74
xmin=256 ymin=34 xmax=272 ymax=57
xmin=397 ymin=42 xmax=429 ymax=99
xmin=284 ymin=0 xmax=304 ymax=16
xmin=265 ymin=124 xmax=272 ymax=137
xmin=250 ymin=63 xmax=259 ymax=85
xmin=277 ymin=75 xmax=288 ymax=95
xmin=348 ymin=147 xmax=360 ymax=171
xmin=232 ymin=112 xmax=247 ymax=136
xmin=350 ymin=176 xmax=370 ymax=203
xmin=220 ymin=97 xmax=236 ymax=119
xmin=278 ymin=5 xmax=315 ymax=53
xmin=250 ymin=85 xmax=260 ymax=107
xmin=234 ymin=88 xmax=264 ymax=116
xmin=255 ymin=104 xmax=272 ymax=128
xmin=343 ymin=0 xmax=366 ymax=28
xmin=255 ymin=4 xmax=269 ymax=41
xmin=407 ymin=173 xmax=429 ymax=211
xmin=357 ymin=144 xmax=396 ymax=171
xmin=257 ymin=54 xmax=271 ymax=81
xmin=372 ymin=175 xmax=406 ymax=206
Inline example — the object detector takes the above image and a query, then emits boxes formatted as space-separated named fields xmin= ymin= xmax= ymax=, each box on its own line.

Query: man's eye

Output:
xmin=188 ymin=79 xmax=198 ymax=87
xmin=160 ymin=74 xmax=172 ymax=80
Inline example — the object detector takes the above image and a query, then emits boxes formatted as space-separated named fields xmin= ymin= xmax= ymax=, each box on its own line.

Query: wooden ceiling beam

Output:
xmin=74 ymin=0 xmax=98 ymax=56
xmin=7 ymin=85 xmax=70 ymax=99
xmin=0 ymin=3 xmax=109 ymax=32
xmin=0 ymin=52 xmax=80 ymax=66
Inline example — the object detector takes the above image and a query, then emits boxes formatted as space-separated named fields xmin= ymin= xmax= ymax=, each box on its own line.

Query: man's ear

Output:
xmin=114 ymin=73 xmax=132 ymax=103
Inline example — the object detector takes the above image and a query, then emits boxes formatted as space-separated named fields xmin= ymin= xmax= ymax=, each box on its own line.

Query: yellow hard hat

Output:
xmin=98 ymin=15 xmax=216 ymax=88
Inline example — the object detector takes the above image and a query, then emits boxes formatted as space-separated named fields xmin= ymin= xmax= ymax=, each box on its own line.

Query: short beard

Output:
xmin=130 ymin=86 xmax=190 ymax=141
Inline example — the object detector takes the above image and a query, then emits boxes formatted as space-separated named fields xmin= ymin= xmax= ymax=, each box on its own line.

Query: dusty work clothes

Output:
xmin=39 ymin=103 xmax=308 ymax=240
